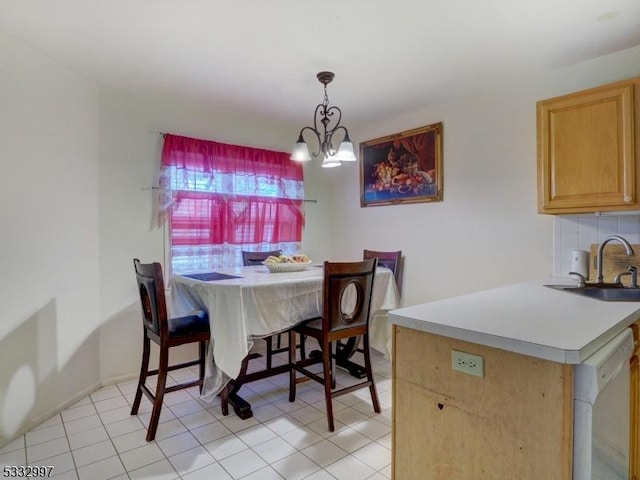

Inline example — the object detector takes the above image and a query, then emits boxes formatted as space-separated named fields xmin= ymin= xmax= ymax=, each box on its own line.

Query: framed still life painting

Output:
xmin=360 ymin=122 xmax=442 ymax=207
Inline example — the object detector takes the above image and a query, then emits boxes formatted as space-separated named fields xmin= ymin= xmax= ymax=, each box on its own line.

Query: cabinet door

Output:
xmin=537 ymin=78 xmax=638 ymax=214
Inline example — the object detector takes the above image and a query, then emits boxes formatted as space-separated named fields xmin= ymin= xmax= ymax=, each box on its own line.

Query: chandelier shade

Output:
xmin=291 ymin=135 xmax=312 ymax=162
xmin=290 ymin=72 xmax=356 ymax=168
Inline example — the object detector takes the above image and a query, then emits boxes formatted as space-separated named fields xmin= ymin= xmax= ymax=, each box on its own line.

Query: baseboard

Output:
xmin=0 ymin=381 xmax=101 ymax=450
xmin=100 ymin=372 xmax=138 ymax=388
xmin=0 ymin=372 xmax=139 ymax=450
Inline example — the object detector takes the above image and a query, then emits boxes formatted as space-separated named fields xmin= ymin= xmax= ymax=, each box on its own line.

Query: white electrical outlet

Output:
xmin=451 ymin=350 xmax=484 ymax=377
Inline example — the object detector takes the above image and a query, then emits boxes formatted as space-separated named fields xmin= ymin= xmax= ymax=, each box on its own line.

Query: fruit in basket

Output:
xmin=263 ymin=254 xmax=309 ymax=265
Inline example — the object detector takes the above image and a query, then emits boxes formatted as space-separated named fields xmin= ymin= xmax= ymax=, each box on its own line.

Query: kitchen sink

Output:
xmin=545 ymin=284 xmax=640 ymax=302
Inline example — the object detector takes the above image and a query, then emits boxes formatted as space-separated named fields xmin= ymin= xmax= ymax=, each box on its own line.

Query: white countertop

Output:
xmin=388 ymin=282 xmax=640 ymax=363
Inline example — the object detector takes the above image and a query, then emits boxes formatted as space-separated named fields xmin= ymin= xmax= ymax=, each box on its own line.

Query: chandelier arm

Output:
xmin=318 ymin=105 xmax=331 ymax=157
xmin=329 ymin=125 xmax=349 ymax=144
xmin=323 ymin=106 xmax=343 ymax=135
xmin=320 ymin=105 xmax=344 ymax=156
xmin=313 ymin=103 xmax=328 ymax=136
xmin=298 ymin=125 xmax=323 ymax=158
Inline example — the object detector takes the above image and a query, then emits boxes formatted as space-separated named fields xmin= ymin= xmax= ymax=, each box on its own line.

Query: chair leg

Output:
xmin=289 ymin=331 xmax=297 ymax=403
xmin=220 ymin=384 xmax=229 ymax=416
xmin=330 ymin=342 xmax=336 ymax=389
xmin=146 ymin=347 xmax=169 ymax=442
xmin=131 ymin=334 xmax=151 ymax=416
xmin=362 ymin=334 xmax=381 ymax=413
xmin=299 ymin=334 xmax=306 ymax=360
xmin=199 ymin=341 xmax=207 ymax=394
xmin=322 ymin=342 xmax=335 ymax=432
xmin=266 ymin=336 xmax=273 ymax=370
xmin=276 ymin=333 xmax=282 ymax=349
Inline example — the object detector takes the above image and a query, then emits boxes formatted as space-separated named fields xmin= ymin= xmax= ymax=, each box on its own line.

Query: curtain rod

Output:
xmin=141 ymin=186 xmax=317 ymax=203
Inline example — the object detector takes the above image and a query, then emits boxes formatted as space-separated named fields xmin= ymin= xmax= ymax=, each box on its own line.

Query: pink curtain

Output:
xmin=158 ymin=134 xmax=304 ymax=273
xmin=162 ymin=134 xmax=303 ymax=180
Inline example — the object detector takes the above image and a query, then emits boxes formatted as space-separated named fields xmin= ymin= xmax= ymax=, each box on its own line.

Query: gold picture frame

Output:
xmin=360 ymin=122 xmax=443 ymax=207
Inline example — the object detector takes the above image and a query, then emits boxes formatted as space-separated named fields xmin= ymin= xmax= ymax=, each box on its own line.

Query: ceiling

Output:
xmin=1 ymin=0 xmax=639 ymax=130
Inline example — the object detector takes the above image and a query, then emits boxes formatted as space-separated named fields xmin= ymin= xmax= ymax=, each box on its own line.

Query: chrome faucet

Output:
xmin=569 ymin=271 xmax=586 ymax=287
xmin=614 ymin=266 xmax=638 ymax=287
xmin=595 ymin=235 xmax=635 ymax=283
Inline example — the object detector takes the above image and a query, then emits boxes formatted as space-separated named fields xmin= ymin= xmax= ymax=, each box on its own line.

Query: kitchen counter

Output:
xmin=388 ymin=281 xmax=640 ymax=363
xmin=390 ymin=280 xmax=640 ymax=479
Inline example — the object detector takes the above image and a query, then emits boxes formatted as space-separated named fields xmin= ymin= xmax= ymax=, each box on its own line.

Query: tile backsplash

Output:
xmin=553 ymin=214 xmax=640 ymax=278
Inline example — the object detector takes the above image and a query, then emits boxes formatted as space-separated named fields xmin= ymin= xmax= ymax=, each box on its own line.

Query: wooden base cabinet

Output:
xmin=392 ymin=326 xmax=573 ymax=480
xmin=537 ymin=76 xmax=640 ymax=214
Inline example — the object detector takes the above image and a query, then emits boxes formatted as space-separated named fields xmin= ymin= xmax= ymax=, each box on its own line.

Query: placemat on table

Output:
xmin=182 ymin=272 xmax=242 ymax=281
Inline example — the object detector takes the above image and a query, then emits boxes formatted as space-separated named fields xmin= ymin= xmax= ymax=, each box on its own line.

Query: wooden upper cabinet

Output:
xmin=537 ymin=77 xmax=640 ymax=214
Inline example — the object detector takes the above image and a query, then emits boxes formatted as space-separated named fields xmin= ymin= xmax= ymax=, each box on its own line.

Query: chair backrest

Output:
xmin=242 ymin=249 xmax=282 ymax=266
xmin=322 ymin=258 xmax=377 ymax=334
xmin=363 ymin=249 xmax=403 ymax=294
xmin=133 ymin=258 xmax=168 ymax=338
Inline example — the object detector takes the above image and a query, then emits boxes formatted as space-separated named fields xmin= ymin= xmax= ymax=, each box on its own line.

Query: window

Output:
xmin=158 ymin=134 xmax=304 ymax=274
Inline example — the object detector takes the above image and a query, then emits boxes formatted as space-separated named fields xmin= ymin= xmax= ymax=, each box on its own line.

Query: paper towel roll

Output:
xmin=571 ymin=250 xmax=590 ymax=279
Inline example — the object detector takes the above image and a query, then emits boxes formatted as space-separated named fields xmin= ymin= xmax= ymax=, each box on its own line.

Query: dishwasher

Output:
xmin=573 ymin=328 xmax=634 ymax=480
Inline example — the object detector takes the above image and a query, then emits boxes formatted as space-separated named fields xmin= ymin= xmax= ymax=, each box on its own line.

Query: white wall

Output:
xmin=326 ymin=46 xmax=640 ymax=306
xmin=0 ymin=33 xmax=101 ymax=444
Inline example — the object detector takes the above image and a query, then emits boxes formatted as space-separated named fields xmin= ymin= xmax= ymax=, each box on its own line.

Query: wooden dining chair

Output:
xmin=131 ymin=259 xmax=211 ymax=441
xmin=363 ymin=249 xmax=403 ymax=295
xmin=241 ymin=249 xmax=286 ymax=368
xmin=335 ymin=249 xmax=403 ymax=364
xmin=242 ymin=249 xmax=282 ymax=267
xmin=288 ymin=258 xmax=380 ymax=431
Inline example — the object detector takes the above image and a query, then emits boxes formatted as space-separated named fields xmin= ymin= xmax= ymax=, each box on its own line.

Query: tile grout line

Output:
xmin=87 ymin=388 xmax=131 ymax=480
xmin=58 ymin=413 xmax=81 ymax=480
xmin=16 ymin=352 xmax=393 ymax=480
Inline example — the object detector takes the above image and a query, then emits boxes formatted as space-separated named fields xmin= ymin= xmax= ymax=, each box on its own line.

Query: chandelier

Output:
xmin=290 ymin=71 xmax=356 ymax=168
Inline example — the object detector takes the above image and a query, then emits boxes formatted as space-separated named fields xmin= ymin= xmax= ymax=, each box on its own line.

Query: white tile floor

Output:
xmin=0 ymin=348 xmax=392 ymax=480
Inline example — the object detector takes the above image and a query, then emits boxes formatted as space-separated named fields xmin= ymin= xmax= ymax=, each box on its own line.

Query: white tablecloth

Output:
xmin=169 ymin=264 xmax=400 ymax=401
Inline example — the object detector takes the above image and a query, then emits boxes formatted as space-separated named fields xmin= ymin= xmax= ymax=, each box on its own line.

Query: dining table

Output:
xmin=169 ymin=262 xmax=400 ymax=418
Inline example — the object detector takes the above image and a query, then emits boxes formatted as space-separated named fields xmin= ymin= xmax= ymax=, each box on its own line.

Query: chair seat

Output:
xmin=168 ymin=310 xmax=209 ymax=337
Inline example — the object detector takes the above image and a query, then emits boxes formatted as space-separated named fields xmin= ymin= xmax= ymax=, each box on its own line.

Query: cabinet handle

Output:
xmin=624 ymin=195 xmax=633 ymax=203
